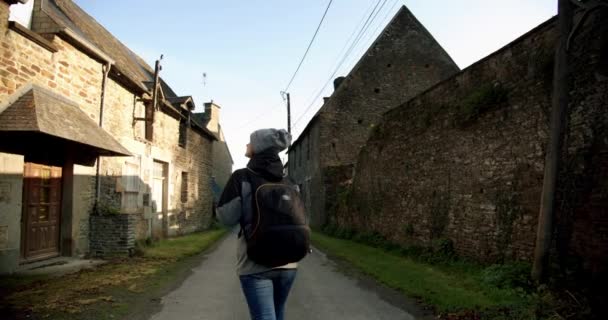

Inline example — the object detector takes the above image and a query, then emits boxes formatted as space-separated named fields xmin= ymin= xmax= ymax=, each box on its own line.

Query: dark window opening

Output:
xmin=181 ymin=172 xmax=188 ymax=203
xmin=374 ymin=88 xmax=380 ymax=94
xmin=424 ymin=63 xmax=430 ymax=68
xmin=179 ymin=119 xmax=188 ymax=148
xmin=357 ymin=119 xmax=363 ymax=124
xmin=145 ymin=103 xmax=154 ymax=141
xmin=386 ymin=63 xmax=392 ymax=68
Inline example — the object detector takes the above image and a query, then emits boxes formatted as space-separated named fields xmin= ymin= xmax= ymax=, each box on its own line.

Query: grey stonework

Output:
xmin=289 ymin=5 xmax=460 ymax=227
xmin=337 ymin=9 xmax=608 ymax=292
xmin=0 ymin=0 xmax=221 ymax=270
xmin=90 ymin=214 xmax=138 ymax=257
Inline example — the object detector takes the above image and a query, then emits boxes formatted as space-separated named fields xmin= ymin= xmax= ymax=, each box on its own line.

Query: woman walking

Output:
xmin=216 ymin=128 xmax=309 ymax=320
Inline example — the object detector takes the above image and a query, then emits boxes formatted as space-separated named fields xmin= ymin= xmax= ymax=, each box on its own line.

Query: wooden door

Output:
xmin=152 ymin=161 xmax=167 ymax=237
xmin=22 ymin=163 xmax=62 ymax=261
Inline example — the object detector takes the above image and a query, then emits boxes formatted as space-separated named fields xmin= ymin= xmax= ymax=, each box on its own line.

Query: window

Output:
xmin=178 ymin=119 xmax=188 ymax=147
xmin=122 ymin=161 xmax=140 ymax=211
xmin=123 ymin=162 xmax=140 ymax=192
xmin=181 ymin=172 xmax=188 ymax=203
xmin=145 ymin=103 xmax=154 ymax=141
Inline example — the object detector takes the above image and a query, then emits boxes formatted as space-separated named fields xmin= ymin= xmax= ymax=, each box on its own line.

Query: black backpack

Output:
xmin=241 ymin=171 xmax=311 ymax=267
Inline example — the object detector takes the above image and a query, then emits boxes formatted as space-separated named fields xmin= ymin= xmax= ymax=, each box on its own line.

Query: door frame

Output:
xmin=20 ymin=162 xmax=63 ymax=263
xmin=152 ymin=160 xmax=169 ymax=238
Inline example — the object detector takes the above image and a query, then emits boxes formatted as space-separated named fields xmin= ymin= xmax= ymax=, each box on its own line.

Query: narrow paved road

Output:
xmin=149 ymin=230 xmax=416 ymax=320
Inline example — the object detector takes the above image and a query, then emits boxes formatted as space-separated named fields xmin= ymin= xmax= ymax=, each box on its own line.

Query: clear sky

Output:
xmin=75 ymin=0 xmax=556 ymax=170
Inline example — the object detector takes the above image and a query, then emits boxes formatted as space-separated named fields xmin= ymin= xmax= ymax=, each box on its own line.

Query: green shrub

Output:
xmin=455 ymin=83 xmax=509 ymax=126
xmin=335 ymin=227 xmax=355 ymax=240
xmin=353 ymin=231 xmax=387 ymax=248
xmin=322 ymin=223 xmax=338 ymax=236
xmin=480 ymin=262 xmax=533 ymax=290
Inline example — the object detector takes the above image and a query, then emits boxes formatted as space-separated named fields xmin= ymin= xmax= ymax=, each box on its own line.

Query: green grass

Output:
xmin=0 ymin=228 xmax=228 ymax=319
xmin=312 ymin=232 xmax=527 ymax=314
xmin=144 ymin=229 xmax=227 ymax=259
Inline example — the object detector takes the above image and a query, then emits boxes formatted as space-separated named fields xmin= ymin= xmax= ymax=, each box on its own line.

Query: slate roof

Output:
xmin=0 ymin=84 xmax=132 ymax=156
xmin=36 ymin=0 xmax=218 ymax=140
xmin=44 ymin=0 xmax=153 ymax=92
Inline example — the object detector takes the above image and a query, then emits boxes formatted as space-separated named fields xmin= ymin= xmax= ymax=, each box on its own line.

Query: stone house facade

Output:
xmin=288 ymin=6 xmax=459 ymax=227
xmin=0 ymin=0 xmax=221 ymax=273
xmin=194 ymin=101 xmax=234 ymax=200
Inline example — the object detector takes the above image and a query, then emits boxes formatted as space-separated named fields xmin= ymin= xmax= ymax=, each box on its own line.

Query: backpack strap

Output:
xmin=238 ymin=174 xmax=254 ymax=239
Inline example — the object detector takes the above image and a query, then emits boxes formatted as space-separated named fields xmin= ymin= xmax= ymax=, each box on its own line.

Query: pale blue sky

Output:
xmin=75 ymin=0 xmax=556 ymax=169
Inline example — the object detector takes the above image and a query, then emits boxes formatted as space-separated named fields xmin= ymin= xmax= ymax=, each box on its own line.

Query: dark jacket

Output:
xmin=216 ymin=151 xmax=297 ymax=275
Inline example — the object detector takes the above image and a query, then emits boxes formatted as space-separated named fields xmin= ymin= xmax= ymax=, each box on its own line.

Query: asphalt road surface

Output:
xmin=149 ymin=230 xmax=417 ymax=320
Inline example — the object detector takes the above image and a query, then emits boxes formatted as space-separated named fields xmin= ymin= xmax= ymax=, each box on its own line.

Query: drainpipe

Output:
xmin=94 ymin=62 xmax=112 ymax=211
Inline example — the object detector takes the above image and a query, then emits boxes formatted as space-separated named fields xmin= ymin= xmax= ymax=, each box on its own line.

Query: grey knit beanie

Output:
xmin=249 ymin=128 xmax=292 ymax=153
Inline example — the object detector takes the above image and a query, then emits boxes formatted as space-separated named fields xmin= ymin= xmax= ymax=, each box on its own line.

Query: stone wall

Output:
xmin=0 ymin=2 xmax=104 ymax=263
xmin=201 ymin=102 xmax=233 ymax=192
xmin=289 ymin=121 xmax=322 ymax=225
xmin=340 ymin=9 xmax=607 ymax=286
xmin=94 ymin=83 xmax=214 ymax=242
xmin=0 ymin=1 xmax=216 ymax=269
xmin=289 ymin=6 xmax=459 ymax=227
xmin=90 ymin=213 xmax=137 ymax=257
xmin=0 ymin=153 xmax=24 ymax=273
xmin=316 ymin=6 xmax=459 ymax=170
xmin=212 ymin=139 xmax=233 ymax=191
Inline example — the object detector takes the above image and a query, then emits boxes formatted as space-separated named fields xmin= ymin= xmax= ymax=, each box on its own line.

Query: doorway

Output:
xmin=152 ymin=160 xmax=168 ymax=238
xmin=21 ymin=162 xmax=62 ymax=262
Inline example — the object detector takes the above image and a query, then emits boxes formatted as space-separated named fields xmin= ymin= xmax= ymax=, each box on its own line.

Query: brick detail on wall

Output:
xmin=90 ymin=213 xmax=137 ymax=257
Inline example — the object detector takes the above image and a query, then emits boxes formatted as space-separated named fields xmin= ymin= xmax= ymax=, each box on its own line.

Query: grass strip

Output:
xmin=144 ymin=228 xmax=227 ymax=259
xmin=312 ymin=232 xmax=526 ymax=314
xmin=0 ymin=228 xmax=227 ymax=319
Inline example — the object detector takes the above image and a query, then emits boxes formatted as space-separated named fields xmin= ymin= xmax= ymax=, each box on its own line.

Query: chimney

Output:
xmin=333 ymin=76 xmax=345 ymax=90
xmin=204 ymin=101 xmax=221 ymax=135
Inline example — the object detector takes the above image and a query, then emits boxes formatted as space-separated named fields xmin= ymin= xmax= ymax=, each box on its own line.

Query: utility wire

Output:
xmin=345 ymin=0 xmax=399 ymax=71
xmin=290 ymin=1 xmax=377 ymax=133
xmin=293 ymin=0 xmax=387 ymax=128
xmin=293 ymin=0 xmax=384 ymax=127
xmin=345 ymin=0 xmax=395 ymax=68
xmin=240 ymin=0 xmax=392 ymax=132
xmin=283 ymin=0 xmax=334 ymax=92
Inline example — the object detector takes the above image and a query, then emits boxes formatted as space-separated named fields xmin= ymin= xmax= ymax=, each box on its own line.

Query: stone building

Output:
xmin=288 ymin=6 xmax=459 ymax=227
xmin=193 ymin=101 xmax=234 ymax=200
xmin=0 ymin=0 xmax=221 ymax=273
xmin=334 ymin=8 xmax=607 ymax=313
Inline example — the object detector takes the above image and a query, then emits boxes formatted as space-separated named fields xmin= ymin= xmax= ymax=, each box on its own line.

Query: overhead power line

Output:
xmin=293 ymin=0 xmax=388 ymax=128
xmin=283 ymin=0 xmax=334 ymax=92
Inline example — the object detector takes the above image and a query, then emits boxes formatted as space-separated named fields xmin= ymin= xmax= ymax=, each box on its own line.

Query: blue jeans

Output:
xmin=239 ymin=269 xmax=297 ymax=320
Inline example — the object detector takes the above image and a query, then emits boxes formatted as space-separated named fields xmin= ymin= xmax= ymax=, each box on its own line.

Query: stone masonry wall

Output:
xmin=317 ymin=6 xmax=459 ymax=170
xmin=289 ymin=6 xmax=459 ymax=227
xmin=90 ymin=213 xmax=137 ymax=257
xmin=341 ymin=10 xmax=607 ymax=287
xmin=0 ymin=4 xmax=215 ymax=266
xmin=0 ymin=13 xmax=105 ymax=259
xmin=289 ymin=120 xmax=322 ymax=225
xmin=96 ymin=80 xmax=214 ymax=241
xmin=212 ymin=139 xmax=233 ymax=192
